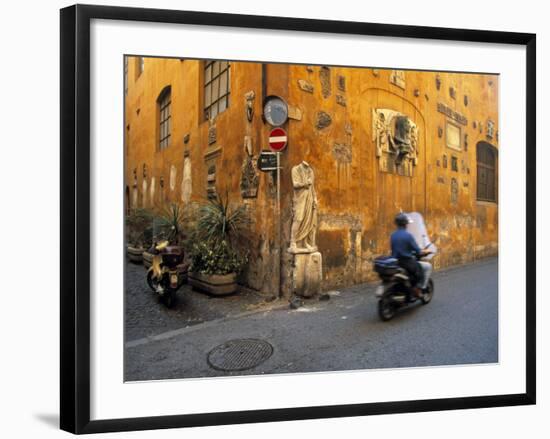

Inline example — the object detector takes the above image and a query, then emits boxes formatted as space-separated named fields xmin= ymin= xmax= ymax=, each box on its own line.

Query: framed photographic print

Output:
xmin=60 ymin=4 xmax=536 ymax=434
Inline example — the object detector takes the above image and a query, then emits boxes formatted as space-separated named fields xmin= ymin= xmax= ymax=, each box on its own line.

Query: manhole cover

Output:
xmin=207 ymin=339 xmax=273 ymax=371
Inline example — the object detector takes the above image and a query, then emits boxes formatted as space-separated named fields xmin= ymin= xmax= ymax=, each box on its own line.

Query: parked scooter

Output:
xmin=146 ymin=240 xmax=186 ymax=308
xmin=373 ymin=212 xmax=437 ymax=321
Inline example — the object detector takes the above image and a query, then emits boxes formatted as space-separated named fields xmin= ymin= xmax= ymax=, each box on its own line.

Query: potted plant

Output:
xmin=188 ymin=195 xmax=250 ymax=295
xmin=125 ymin=208 xmax=154 ymax=263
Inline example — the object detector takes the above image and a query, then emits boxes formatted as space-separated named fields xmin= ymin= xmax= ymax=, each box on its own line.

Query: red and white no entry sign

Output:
xmin=268 ymin=127 xmax=288 ymax=152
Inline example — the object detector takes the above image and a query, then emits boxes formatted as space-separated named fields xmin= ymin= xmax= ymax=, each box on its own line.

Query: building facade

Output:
xmin=124 ymin=56 xmax=499 ymax=296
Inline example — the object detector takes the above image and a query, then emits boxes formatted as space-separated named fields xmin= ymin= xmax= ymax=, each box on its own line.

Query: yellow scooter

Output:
xmin=146 ymin=240 xmax=186 ymax=308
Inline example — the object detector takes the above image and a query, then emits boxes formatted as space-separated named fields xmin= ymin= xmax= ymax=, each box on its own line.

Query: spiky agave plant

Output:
xmin=196 ymin=194 xmax=250 ymax=248
xmin=156 ymin=203 xmax=187 ymax=245
xmin=190 ymin=194 xmax=251 ymax=275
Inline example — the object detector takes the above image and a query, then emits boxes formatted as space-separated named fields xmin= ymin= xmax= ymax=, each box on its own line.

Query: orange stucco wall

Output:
xmin=125 ymin=57 xmax=499 ymax=295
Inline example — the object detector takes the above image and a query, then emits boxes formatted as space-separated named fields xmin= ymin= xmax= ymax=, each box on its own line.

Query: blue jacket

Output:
xmin=391 ymin=228 xmax=421 ymax=259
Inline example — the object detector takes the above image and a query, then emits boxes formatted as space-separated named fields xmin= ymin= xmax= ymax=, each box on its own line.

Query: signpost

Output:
xmin=257 ymin=128 xmax=288 ymax=298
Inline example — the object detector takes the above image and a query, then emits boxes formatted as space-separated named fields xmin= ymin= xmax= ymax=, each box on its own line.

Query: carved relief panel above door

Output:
xmin=372 ymin=108 xmax=419 ymax=177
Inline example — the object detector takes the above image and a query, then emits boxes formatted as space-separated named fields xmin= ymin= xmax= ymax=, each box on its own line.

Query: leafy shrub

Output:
xmin=125 ymin=208 xmax=154 ymax=247
xmin=189 ymin=240 xmax=248 ymax=275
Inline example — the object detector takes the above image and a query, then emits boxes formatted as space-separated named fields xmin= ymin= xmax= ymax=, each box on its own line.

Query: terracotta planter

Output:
xmin=127 ymin=245 xmax=144 ymax=263
xmin=188 ymin=271 xmax=238 ymax=295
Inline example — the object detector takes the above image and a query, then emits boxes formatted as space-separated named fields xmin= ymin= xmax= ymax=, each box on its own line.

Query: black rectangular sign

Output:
xmin=258 ymin=151 xmax=278 ymax=171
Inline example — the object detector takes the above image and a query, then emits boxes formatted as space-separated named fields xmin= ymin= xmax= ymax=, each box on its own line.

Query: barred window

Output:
xmin=204 ymin=60 xmax=230 ymax=120
xmin=158 ymin=86 xmax=171 ymax=150
xmin=476 ymin=142 xmax=497 ymax=202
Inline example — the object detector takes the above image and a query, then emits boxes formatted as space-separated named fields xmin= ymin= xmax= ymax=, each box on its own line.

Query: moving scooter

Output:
xmin=373 ymin=252 xmax=434 ymax=321
xmin=373 ymin=212 xmax=437 ymax=321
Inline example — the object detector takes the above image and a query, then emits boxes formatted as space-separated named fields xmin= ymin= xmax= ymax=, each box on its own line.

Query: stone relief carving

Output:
xmin=206 ymin=165 xmax=216 ymax=199
xmin=451 ymin=156 xmax=458 ymax=172
xmin=298 ymin=79 xmax=314 ymax=93
xmin=181 ymin=157 xmax=192 ymax=204
xmin=390 ymin=70 xmax=406 ymax=89
xmin=244 ymin=90 xmax=255 ymax=122
xmin=288 ymin=105 xmax=303 ymax=121
xmin=486 ymin=119 xmax=495 ymax=140
xmin=240 ymin=136 xmax=259 ymax=198
xmin=150 ymin=176 xmax=155 ymax=205
xmin=142 ymin=178 xmax=148 ymax=207
xmin=208 ymin=117 xmax=217 ymax=145
xmin=169 ymin=165 xmax=177 ymax=190
xmin=373 ymin=109 xmax=418 ymax=177
xmin=344 ymin=122 xmax=353 ymax=136
xmin=333 ymin=142 xmax=352 ymax=164
xmin=131 ymin=168 xmax=138 ymax=207
xmin=449 ymin=86 xmax=456 ymax=99
xmin=319 ymin=66 xmax=331 ymax=98
xmin=315 ymin=111 xmax=332 ymax=129
xmin=337 ymin=75 xmax=346 ymax=92
xmin=289 ymin=161 xmax=318 ymax=254
xmin=451 ymin=178 xmax=458 ymax=204
xmin=335 ymin=94 xmax=347 ymax=107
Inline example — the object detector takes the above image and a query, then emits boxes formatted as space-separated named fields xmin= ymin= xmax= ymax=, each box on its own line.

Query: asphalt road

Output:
xmin=124 ymin=257 xmax=498 ymax=381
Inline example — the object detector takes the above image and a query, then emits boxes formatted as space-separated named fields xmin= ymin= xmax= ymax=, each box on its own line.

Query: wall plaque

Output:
xmin=437 ymin=102 xmax=468 ymax=126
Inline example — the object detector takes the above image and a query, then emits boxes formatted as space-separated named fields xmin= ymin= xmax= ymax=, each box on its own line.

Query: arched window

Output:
xmin=476 ymin=142 xmax=497 ymax=202
xmin=157 ymin=86 xmax=171 ymax=150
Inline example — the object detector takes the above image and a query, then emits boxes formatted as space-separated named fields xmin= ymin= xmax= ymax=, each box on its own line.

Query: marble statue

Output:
xmin=289 ymin=161 xmax=318 ymax=253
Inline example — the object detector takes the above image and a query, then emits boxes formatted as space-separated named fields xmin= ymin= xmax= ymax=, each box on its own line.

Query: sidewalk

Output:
xmin=125 ymin=261 xmax=284 ymax=342
xmin=125 ymin=257 xmax=498 ymax=381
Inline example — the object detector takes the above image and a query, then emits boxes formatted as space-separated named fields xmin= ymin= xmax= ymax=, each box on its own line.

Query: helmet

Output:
xmin=394 ymin=213 xmax=411 ymax=227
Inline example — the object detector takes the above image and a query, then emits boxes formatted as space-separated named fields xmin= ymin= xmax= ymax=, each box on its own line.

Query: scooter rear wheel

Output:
xmin=378 ymin=296 xmax=396 ymax=321
xmin=163 ymin=290 xmax=176 ymax=308
xmin=421 ymin=279 xmax=434 ymax=304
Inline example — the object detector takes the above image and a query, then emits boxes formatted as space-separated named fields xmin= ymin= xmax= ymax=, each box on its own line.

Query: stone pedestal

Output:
xmin=291 ymin=251 xmax=322 ymax=298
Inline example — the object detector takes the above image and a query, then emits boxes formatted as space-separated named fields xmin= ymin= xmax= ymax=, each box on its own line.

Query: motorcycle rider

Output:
xmin=391 ymin=213 xmax=432 ymax=299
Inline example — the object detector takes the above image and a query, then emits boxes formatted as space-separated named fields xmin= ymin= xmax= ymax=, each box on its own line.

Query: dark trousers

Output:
xmin=398 ymin=257 xmax=422 ymax=287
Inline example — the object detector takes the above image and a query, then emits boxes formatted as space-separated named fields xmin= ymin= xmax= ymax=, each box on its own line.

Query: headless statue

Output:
xmin=289 ymin=161 xmax=318 ymax=253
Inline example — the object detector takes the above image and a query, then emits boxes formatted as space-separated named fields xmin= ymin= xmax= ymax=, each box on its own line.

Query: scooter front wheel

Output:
xmin=146 ymin=270 xmax=159 ymax=293
xmin=378 ymin=296 xmax=396 ymax=321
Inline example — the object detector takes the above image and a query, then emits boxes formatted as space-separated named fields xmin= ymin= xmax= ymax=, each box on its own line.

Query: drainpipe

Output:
xmin=261 ymin=63 xmax=267 ymax=107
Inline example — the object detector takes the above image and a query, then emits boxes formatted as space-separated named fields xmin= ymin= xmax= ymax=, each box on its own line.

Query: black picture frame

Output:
xmin=60 ymin=4 xmax=536 ymax=434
